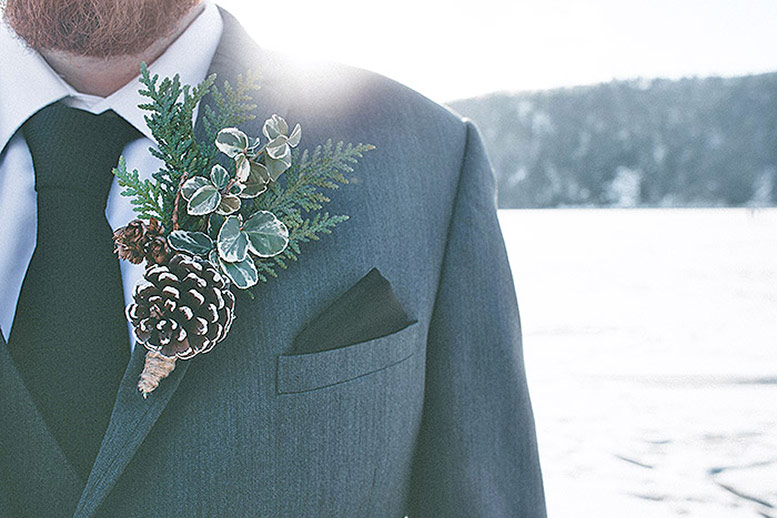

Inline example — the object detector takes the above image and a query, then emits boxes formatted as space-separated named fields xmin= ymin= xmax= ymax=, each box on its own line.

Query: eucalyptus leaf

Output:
xmin=217 ymin=215 xmax=249 ymax=262
xmin=217 ymin=253 xmax=258 ymax=290
xmin=188 ymin=185 xmax=221 ymax=216
xmin=168 ymin=230 xmax=214 ymax=256
xmin=210 ymin=164 xmax=230 ymax=190
xmin=216 ymin=194 xmax=241 ymax=215
xmin=215 ymin=127 xmax=249 ymax=158
xmin=244 ymin=211 xmax=289 ymax=257
xmin=181 ymin=176 xmax=211 ymax=201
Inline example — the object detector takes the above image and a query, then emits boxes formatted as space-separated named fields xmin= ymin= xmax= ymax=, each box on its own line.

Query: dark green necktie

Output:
xmin=8 ymin=102 xmax=140 ymax=480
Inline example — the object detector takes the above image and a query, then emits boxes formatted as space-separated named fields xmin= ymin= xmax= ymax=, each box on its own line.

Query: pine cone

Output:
xmin=126 ymin=254 xmax=236 ymax=360
xmin=145 ymin=218 xmax=164 ymax=239
xmin=145 ymin=235 xmax=174 ymax=266
xmin=113 ymin=219 xmax=147 ymax=264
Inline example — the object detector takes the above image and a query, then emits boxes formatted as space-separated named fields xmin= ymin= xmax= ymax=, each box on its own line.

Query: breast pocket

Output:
xmin=276 ymin=321 xmax=422 ymax=394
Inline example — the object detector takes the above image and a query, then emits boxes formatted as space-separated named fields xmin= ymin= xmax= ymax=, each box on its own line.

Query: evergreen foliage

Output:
xmin=114 ymin=63 xmax=373 ymax=290
xmin=251 ymin=140 xmax=374 ymax=282
xmin=139 ymin=63 xmax=215 ymax=228
xmin=113 ymin=156 xmax=164 ymax=220
xmin=201 ymin=71 xmax=261 ymax=165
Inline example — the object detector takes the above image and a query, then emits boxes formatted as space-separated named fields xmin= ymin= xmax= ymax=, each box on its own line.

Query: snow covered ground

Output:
xmin=500 ymin=208 xmax=777 ymax=517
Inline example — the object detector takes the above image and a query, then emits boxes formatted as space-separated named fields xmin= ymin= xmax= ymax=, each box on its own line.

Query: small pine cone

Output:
xmin=126 ymin=254 xmax=236 ymax=360
xmin=145 ymin=218 xmax=164 ymax=239
xmin=145 ymin=235 xmax=174 ymax=266
xmin=113 ymin=219 xmax=147 ymax=264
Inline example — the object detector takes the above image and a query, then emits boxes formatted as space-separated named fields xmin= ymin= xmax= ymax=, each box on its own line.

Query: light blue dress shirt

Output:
xmin=0 ymin=2 xmax=224 ymax=349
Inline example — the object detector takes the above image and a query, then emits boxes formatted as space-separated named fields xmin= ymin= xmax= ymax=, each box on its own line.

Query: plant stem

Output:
xmin=171 ymin=172 xmax=189 ymax=231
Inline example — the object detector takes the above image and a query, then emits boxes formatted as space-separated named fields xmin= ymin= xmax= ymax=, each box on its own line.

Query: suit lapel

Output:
xmin=0 ymin=331 xmax=84 ymax=517
xmin=72 ymin=345 xmax=191 ymax=518
xmin=72 ymin=10 xmax=278 ymax=518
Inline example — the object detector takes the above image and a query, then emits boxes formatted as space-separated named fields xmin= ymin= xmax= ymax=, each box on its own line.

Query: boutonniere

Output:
xmin=112 ymin=64 xmax=373 ymax=397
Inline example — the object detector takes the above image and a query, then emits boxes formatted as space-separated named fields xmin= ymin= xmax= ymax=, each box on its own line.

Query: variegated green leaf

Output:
xmin=216 ymin=194 xmax=241 ymax=215
xmin=187 ymin=185 xmax=221 ymax=216
xmin=235 ymin=154 xmax=251 ymax=182
xmin=239 ymin=161 xmax=270 ymax=198
xmin=229 ymin=182 xmax=244 ymax=196
xmin=208 ymin=213 xmax=225 ymax=240
xmin=168 ymin=230 xmax=214 ymax=256
xmin=265 ymin=135 xmax=290 ymax=160
xmin=287 ymin=123 xmax=302 ymax=147
xmin=247 ymin=136 xmax=262 ymax=153
xmin=181 ymin=176 xmax=211 ymax=201
xmin=265 ymin=152 xmax=291 ymax=181
xmin=263 ymin=114 xmax=288 ymax=141
xmin=211 ymin=250 xmax=258 ymax=290
xmin=210 ymin=164 xmax=230 ymax=190
xmin=244 ymin=210 xmax=289 ymax=257
xmin=217 ymin=215 xmax=248 ymax=262
xmin=215 ymin=127 xmax=249 ymax=158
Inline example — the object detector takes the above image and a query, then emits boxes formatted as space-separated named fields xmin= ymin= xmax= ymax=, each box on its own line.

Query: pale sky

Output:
xmin=216 ymin=0 xmax=777 ymax=103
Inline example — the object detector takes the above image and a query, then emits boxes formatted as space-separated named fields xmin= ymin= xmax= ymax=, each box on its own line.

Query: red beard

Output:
xmin=4 ymin=0 xmax=200 ymax=57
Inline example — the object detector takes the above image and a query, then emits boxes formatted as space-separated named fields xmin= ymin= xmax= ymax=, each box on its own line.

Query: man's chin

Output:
xmin=4 ymin=0 xmax=200 ymax=58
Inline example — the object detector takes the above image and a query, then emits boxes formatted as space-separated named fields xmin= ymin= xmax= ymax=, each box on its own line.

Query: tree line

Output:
xmin=448 ymin=73 xmax=777 ymax=208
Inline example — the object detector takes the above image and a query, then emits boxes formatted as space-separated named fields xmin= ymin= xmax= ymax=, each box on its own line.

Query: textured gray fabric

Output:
xmin=0 ymin=9 xmax=546 ymax=517
xmin=0 ymin=332 xmax=84 ymax=517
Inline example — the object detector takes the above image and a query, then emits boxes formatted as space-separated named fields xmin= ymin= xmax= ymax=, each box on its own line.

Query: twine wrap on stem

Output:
xmin=138 ymin=351 xmax=177 ymax=398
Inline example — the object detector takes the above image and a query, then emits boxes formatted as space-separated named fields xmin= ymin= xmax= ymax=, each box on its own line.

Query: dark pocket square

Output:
xmin=292 ymin=268 xmax=413 ymax=354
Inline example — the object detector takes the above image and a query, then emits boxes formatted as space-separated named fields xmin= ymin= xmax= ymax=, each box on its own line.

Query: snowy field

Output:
xmin=500 ymin=208 xmax=777 ymax=517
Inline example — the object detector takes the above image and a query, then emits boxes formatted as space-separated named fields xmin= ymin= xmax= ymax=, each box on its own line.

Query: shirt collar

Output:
xmin=0 ymin=1 xmax=223 ymax=149
xmin=0 ymin=20 xmax=69 ymax=153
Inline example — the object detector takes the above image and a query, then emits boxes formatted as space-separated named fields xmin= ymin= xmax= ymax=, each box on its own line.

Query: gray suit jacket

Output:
xmin=0 ymin=10 xmax=545 ymax=518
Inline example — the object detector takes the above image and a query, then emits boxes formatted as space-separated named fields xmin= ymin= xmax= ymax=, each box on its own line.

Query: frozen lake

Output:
xmin=500 ymin=208 xmax=777 ymax=517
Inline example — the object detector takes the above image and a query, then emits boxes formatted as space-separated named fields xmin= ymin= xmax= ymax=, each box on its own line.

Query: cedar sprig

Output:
xmin=252 ymin=212 xmax=350 ymax=282
xmin=246 ymin=140 xmax=373 ymax=283
xmin=118 ymin=64 xmax=261 ymax=230
xmin=258 ymin=140 xmax=374 ymax=217
xmin=201 ymin=71 xmax=261 ymax=162
xmin=136 ymin=63 xmax=215 ymax=229
xmin=113 ymin=156 xmax=164 ymax=220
